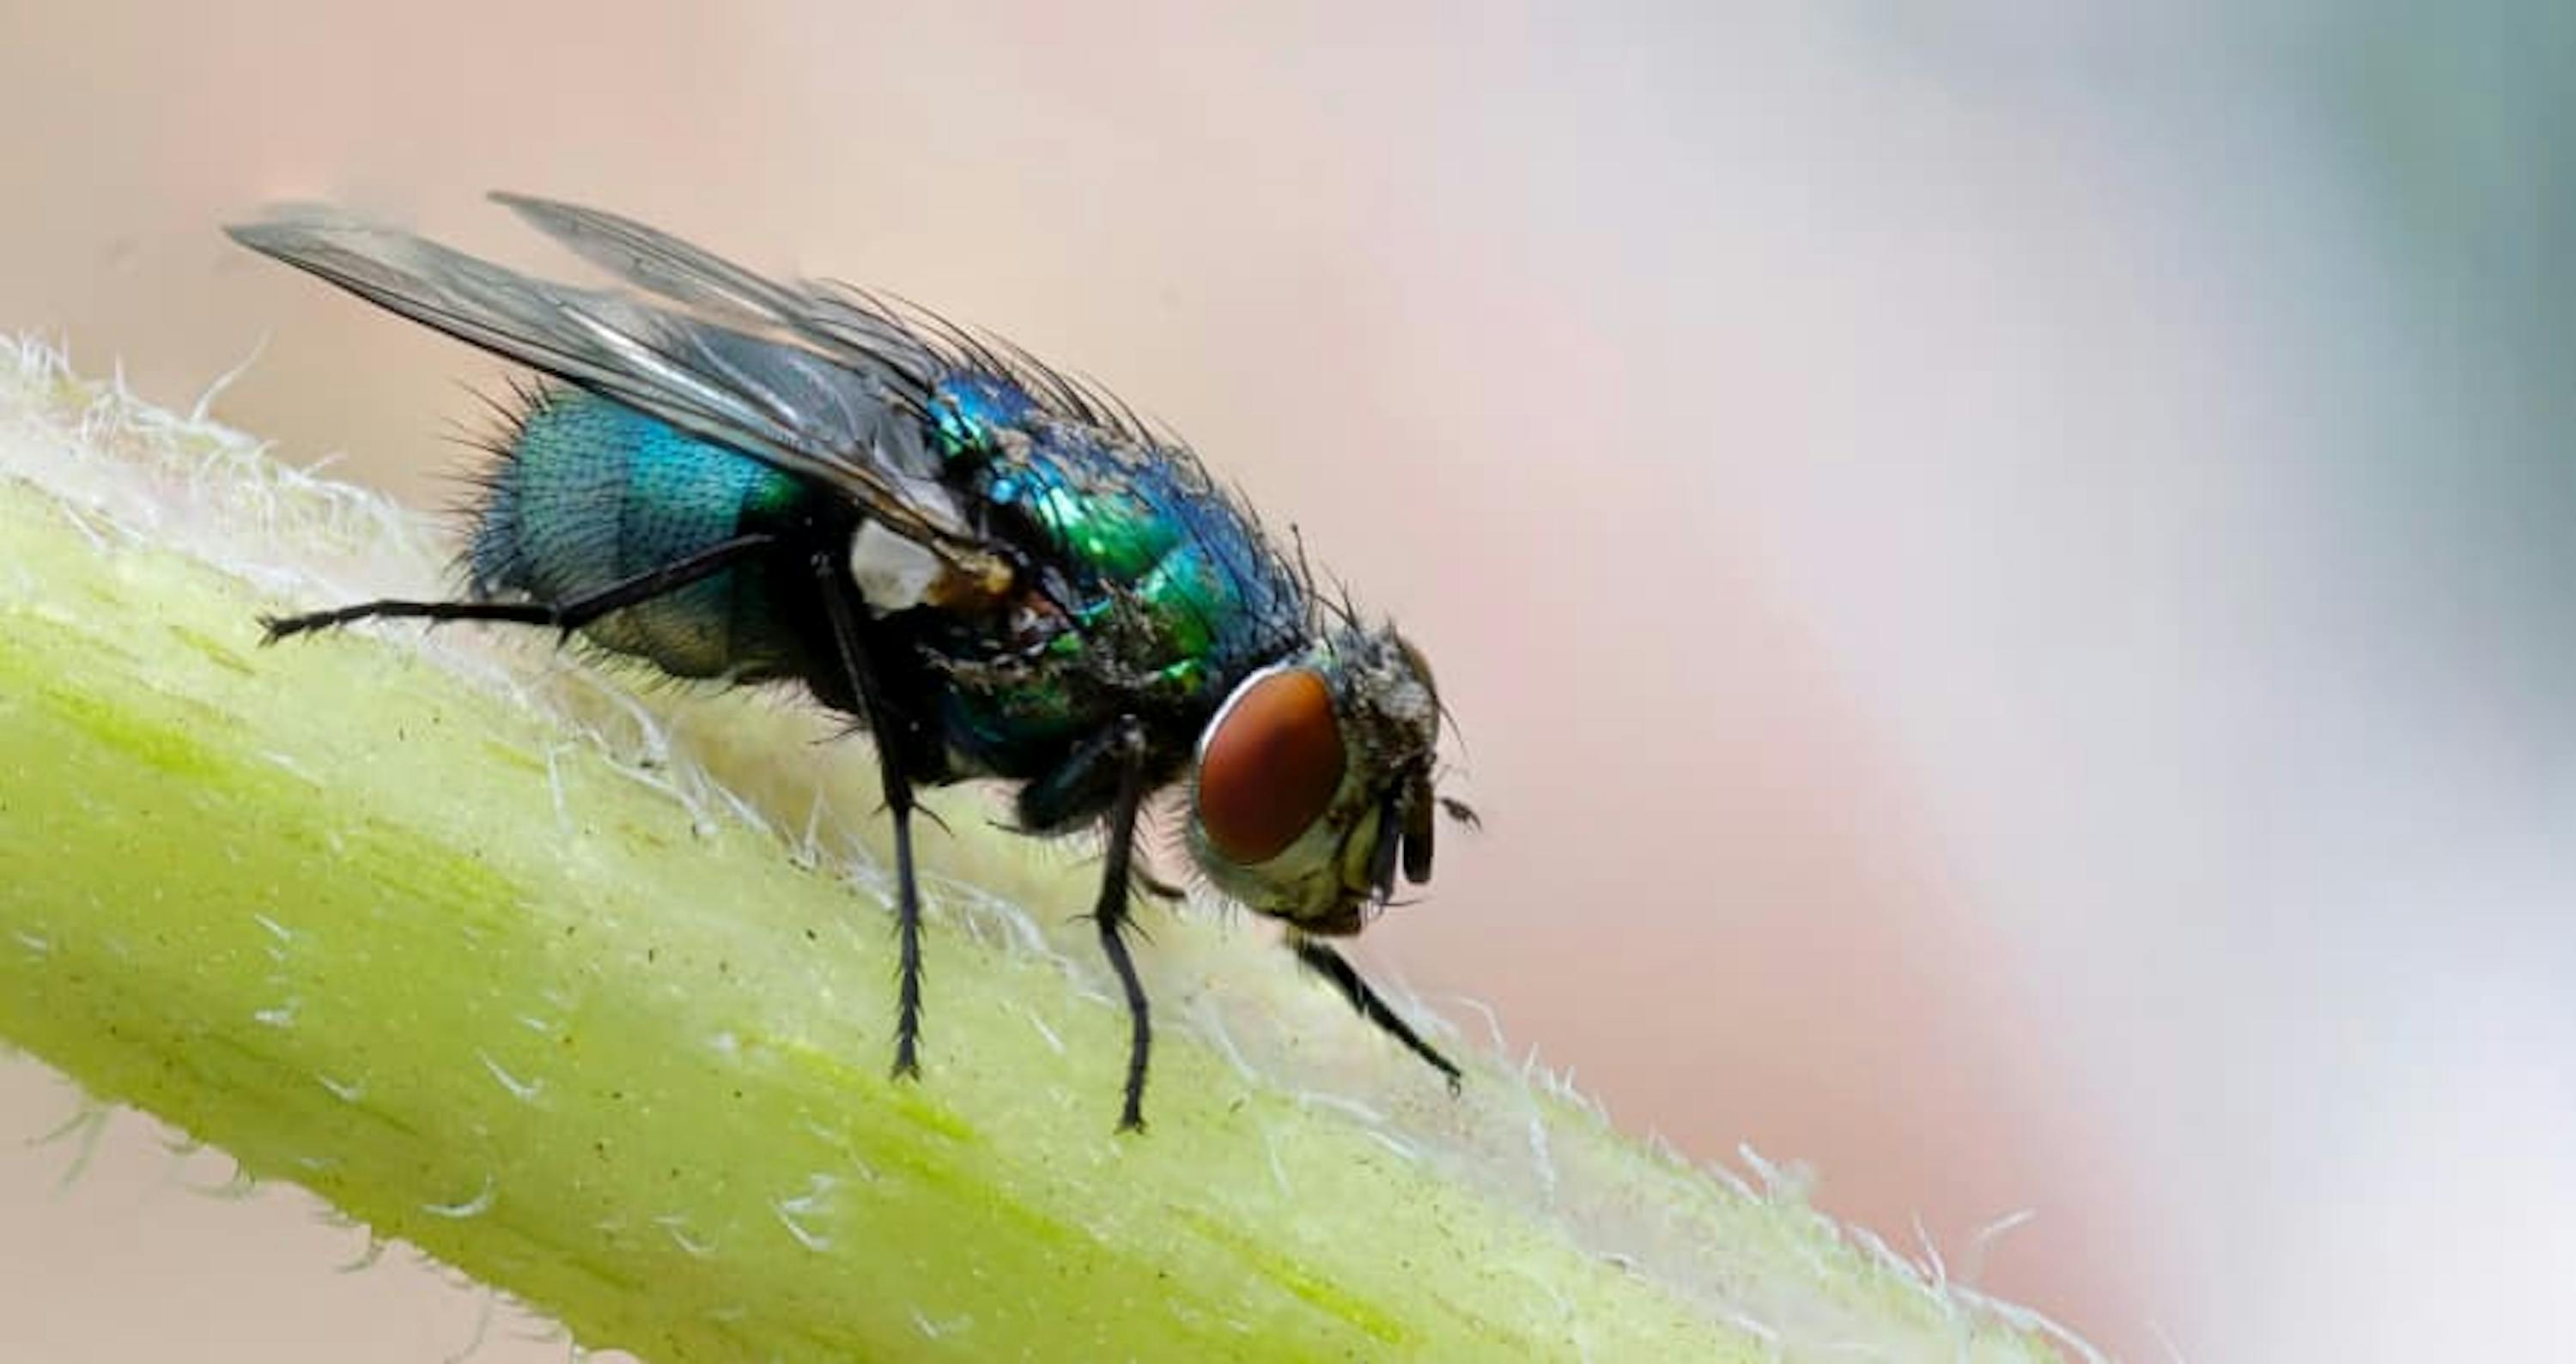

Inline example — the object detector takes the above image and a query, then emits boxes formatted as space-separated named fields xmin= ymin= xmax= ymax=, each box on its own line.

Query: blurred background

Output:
xmin=2 ymin=3 xmax=2569 ymax=1360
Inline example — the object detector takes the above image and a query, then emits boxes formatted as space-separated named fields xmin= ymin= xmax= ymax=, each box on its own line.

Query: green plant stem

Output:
xmin=0 ymin=341 xmax=2069 ymax=1362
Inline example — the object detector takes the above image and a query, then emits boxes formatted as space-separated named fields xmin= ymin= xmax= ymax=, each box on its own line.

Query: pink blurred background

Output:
xmin=3 ymin=3 xmax=2568 ymax=1361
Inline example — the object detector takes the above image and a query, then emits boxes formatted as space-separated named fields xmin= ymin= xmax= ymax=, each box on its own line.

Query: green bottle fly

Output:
xmin=232 ymin=195 xmax=1473 ymax=1129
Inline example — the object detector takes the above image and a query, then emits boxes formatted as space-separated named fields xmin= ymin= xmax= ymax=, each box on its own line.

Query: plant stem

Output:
xmin=0 ymin=336 xmax=2071 ymax=1362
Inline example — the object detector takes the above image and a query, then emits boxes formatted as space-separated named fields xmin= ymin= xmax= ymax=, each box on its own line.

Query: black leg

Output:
xmin=808 ymin=551 xmax=931 ymax=1082
xmin=1290 ymin=936 xmax=1462 ymax=1092
xmin=1085 ymin=719 xmax=1156 ymax=1131
xmin=1013 ymin=716 xmax=1158 ymax=1130
xmin=258 ymin=532 xmax=779 ymax=644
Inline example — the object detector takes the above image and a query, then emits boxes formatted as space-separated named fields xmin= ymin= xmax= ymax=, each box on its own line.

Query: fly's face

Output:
xmin=1187 ymin=627 xmax=1452 ymax=935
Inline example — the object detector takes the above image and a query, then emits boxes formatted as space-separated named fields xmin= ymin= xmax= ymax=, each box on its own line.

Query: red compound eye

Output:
xmin=1198 ymin=668 xmax=1346 ymax=865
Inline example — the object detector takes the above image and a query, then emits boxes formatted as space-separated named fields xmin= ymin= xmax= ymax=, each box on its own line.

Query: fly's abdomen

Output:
xmin=471 ymin=389 xmax=809 ymax=679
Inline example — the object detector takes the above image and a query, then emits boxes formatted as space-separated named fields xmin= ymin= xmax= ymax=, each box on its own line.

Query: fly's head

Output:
xmin=1185 ymin=625 xmax=1468 ymax=935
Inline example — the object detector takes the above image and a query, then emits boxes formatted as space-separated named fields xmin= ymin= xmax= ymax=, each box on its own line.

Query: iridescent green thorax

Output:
xmin=925 ymin=373 xmax=1309 ymax=773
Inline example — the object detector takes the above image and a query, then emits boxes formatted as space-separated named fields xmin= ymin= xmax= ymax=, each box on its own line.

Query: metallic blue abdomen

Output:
xmin=471 ymin=390 xmax=811 ymax=679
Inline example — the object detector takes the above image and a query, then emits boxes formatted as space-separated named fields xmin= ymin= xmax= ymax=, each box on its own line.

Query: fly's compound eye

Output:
xmin=1197 ymin=667 xmax=1346 ymax=865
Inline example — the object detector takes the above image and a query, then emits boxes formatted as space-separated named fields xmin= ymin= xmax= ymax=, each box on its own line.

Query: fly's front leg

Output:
xmin=811 ymin=550 xmax=931 ymax=1081
xmin=1290 ymin=935 xmax=1462 ymax=1092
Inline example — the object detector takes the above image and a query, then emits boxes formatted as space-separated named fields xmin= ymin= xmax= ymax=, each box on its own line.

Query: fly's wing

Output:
xmin=224 ymin=206 xmax=990 ymax=564
xmin=486 ymin=192 xmax=946 ymax=396
xmin=489 ymin=194 xmax=1181 ymax=464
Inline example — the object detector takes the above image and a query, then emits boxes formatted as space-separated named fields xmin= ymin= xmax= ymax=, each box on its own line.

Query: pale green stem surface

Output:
xmin=0 ymin=337 xmax=2078 ymax=1362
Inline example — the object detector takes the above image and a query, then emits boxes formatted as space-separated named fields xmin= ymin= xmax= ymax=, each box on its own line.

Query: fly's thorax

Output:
xmin=1185 ymin=625 xmax=1446 ymax=934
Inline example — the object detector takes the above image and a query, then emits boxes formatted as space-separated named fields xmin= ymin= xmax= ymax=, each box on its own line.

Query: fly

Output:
xmin=228 ymin=194 xmax=1473 ymax=1130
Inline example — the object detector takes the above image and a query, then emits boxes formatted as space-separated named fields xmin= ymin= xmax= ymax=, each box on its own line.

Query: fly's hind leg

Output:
xmin=259 ymin=532 xmax=779 ymax=645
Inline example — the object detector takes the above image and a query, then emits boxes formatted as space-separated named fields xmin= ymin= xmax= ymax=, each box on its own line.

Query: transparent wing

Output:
xmin=225 ymin=204 xmax=986 ymax=560
xmin=485 ymin=192 xmax=950 ymax=394
xmin=488 ymin=195 xmax=1185 ymax=460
